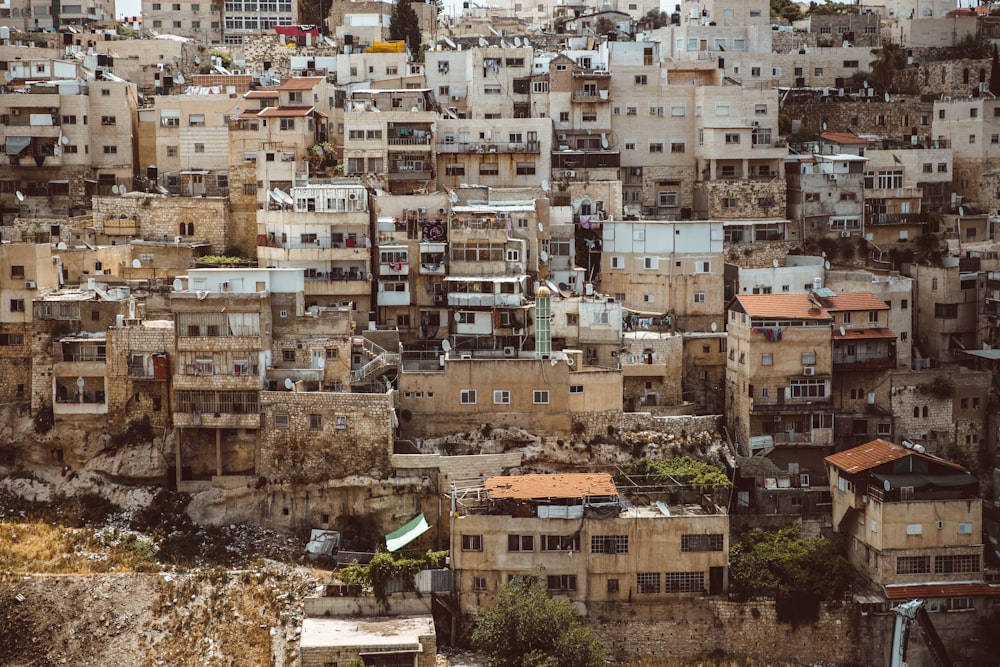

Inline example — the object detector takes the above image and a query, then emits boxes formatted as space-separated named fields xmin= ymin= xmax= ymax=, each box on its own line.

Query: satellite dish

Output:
xmin=60 ymin=135 xmax=69 ymax=145
xmin=111 ymin=185 xmax=121 ymax=195
xmin=479 ymin=37 xmax=488 ymax=47
xmin=884 ymin=91 xmax=890 ymax=102
xmin=57 ymin=242 xmax=68 ymax=250
xmin=541 ymin=179 xmax=549 ymax=192
xmin=539 ymin=250 xmax=549 ymax=262
xmin=538 ymin=222 xmax=544 ymax=232
xmin=442 ymin=339 xmax=452 ymax=352
xmin=443 ymin=36 xmax=457 ymax=49
xmin=3 ymin=71 xmax=12 ymax=83
xmin=601 ymin=133 xmax=608 ymax=149
xmin=840 ymin=326 xmax=846 ymax=336
xmin=454 ymin=312 xmax=462 ymax=321
xmin=710 ymin=322 xmax=718 ymax=332
xmin=883 ymin=479 xmax=891 ymax=492
xmin=132 ymin=259 xmax=142 ymax=268
xmin=958 ymin=206 xmax=965 ymax=216
xmin=824 ymin=260 xmax=831 ymax=270
xmin=450 ymin=191 xmax=459 ymax=203
xmin=176 ymin=72 xmax=185 ymax=85
xmin=772 ymin=258 xmax=779 ymax=268
xmin=194 ymin=55 xmax=201 ymax=64
xmin=16 ymin=191 xmax=25 ymax=202
xmin=514 ymin=36 xmax=522 ymax=47
xmin=284 ymin=378 xmax=294 ymax=390
xmin=172 ymin=278 xmax=183 ymax=291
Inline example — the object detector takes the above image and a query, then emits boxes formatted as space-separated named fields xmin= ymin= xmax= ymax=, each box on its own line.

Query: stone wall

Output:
xmin=782 ymin=96 xmax=931 ymax=142
xmin=106 ymin=323 xmax=175 ymax=432
xmin=902 ymin=59 xmax=993 ymax=99
xmin=390 ymin=452 xmax=524 ymax=492
xmin=724 ymin=241 xmax=800 ymax=268
xmin=0 ymin=322 xmax=32 ymax=405
xmin=241 ymin=34 xmax=340 ymax=79
xmin=890 ymin=368 xmax=991 ymax=458
xmin=257 ymin=390 xmax=395 ymax=483
xmin=697 ymin=179 xmax=787 ymax=220
xmin=585 ymin=598 xmax=889 ymax=666
xmin=92 ymin=194 xmax=230 ymax=253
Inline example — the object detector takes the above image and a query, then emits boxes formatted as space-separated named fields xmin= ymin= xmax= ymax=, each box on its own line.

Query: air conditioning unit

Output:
xmin=418 ymin=207 xmax=427 ymax=213
xmin=503 ymin=346 xmax=516 ymax=357
xmin=565 ymin=170 xmax=576 ymax=177
xmin=438 ymin=207 xmax=446 ymax=214
xmin=841 ymin=231 xmax=851 ymax=238
xmin=348 ymin=193 xmax=357 ymax=200
xmin=433 ymin=294 xmax=445 ymax=303
xmin=219 ymin=281 xmax=230 ymax=292
xmin=803 ymin=366 xmax=815 ymax=376
xmin=557 ymin=133 xmax=567 ymax=140
xmin=11 ymin=109 xmax=20 ymax=116
xmin=774 ymin=415 xmax=782 ymax=422
xmin=512 ymin=327 xmax=524 ymax=335
xmin=25 ymin=280 xmax=36 ymax=289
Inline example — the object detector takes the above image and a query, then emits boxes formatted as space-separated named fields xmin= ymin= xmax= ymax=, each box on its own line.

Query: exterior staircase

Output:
xmin=350 ymin=335 xmax=400 ymax=385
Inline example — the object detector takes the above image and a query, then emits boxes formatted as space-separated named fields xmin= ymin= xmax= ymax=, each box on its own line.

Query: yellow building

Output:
xmin=450 ymin=472 xmax=729 ymax=615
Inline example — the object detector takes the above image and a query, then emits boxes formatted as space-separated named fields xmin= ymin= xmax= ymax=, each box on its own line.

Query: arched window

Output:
xmin=962 ymin=68 xmax=970 ymax=84
xmin=980 ymin=68 xmax=987 ymax=84
xmin=913 ymin=406 xmax=920 ymax=418
xmin=922 ymin=405 xmax=928 ymax=418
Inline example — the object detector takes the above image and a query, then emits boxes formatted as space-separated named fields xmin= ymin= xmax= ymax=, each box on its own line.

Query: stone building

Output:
xmin=91 ymin=193 xmax=231 ymax=254
xmin=906 ymin=259 xmax=979 ymax=365
xmin=105 ymin=319 xmax=174 ymax=432
xmin=449 ymin=473 xmax=729 ymax=614
xmin=620 ymin=331 xmax=683 ymax=412
xmin=681 ymin=331 xmax=727 ymax=415
xmin=435 ymin=117 xmax=552 ymax=191
xmin=786 ymin=153 xmax=867 ymax=240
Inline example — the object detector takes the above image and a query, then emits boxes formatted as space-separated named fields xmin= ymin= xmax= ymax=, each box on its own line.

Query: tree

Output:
xmin=805 ymin=1 xmax=854 ymax=15
xmin=643 ymin=8 xmax=668 ymax=28
xmin=389 ymin=0 xmax=422 ymax=56
xmin=870 ymin=40 xmax=907 ymax=94
xmin=770 ymin=0 xmax=802 ymax=23
xmin=472 ymin=572 xmax=604 ymax=667
xmin=990 ymin=45 xmax=1000 ymax=97
xmin=729 ymin=526 xmax=855 ymax=626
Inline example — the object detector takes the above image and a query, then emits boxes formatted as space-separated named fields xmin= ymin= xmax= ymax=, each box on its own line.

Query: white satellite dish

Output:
xmin=884 ymin=91 xmax=890 ymax=102
xmin=541 ymin=179 xmax=549 ymax=192
xmin=601 ymin=133 xmax=608 ymax=149
xmin=194 ymin=55 xmax=201 ymax=64
xmin=538 ymin=222 xmax=544 ymax=232
xmin=523 ymin=38 xmax=531 ymax=49
xmin=479 ymin=37 xmax=489 ymax=48
xmin=710 ymin=322 xmax=717 ymax=332
xmin=60 ymin=135 xmax=69 ymax=145
xmin=443 ymin=36 xmax=457 ymax=49
xmin=500 ymin=39 xmax=509 ymax=49
xmin=442 ymin=339 xmax=452 ymax=352
xmin=3 ymin=71 xmax=12 ymax=83
xmin=450 ymin=191 xmax=459 ymax=203
xmin=514 ymin=36 xmax=522 ymax=47
xmin=958 ymin=206 xmax=965 ymax=216
xmin=111 ymin=185 xmax=121 ymax=195
xmin=824 ymin=260 xmax=831 ymax=270
xmin=454 ymin=312 xmax=462 ymax=321
xmin=176 ymin=72 xmax=185 ymax=85
xmin=172 ymin=278 xmax=182 ymax=291
xmin=15 ymin=191 xmax=25 ymax=202
xmin=132 ymin=259 xmax=142 ymax=268
xmin=840 ymin=326 xmax=846 ymax=337
xmin=57 ymin=242 xmax=68 ymax=250
xmin=284 ymin=377 xmax=294 ymax=390
xmin=539 ymin=250 xmax=549 ymax=262
xmin=772 ymin=258 xmax=779 ymax=268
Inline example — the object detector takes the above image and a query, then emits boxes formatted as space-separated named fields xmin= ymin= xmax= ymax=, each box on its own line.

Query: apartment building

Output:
xmin=725 ymin=294 xmax=834 ymax=456
xmin=435 ymin=117 xmax=552 ymax=190
xmin=257 ymin=179 xmax=374 ymax=322
xmin=105 ymin=319 xmax=174 ymax=432
xmin=0 ymin=0 xmax=114 ymax=31
xmin=931 ymin=96 xmax=1000 ymax=206
xmin=723 ymin=255 xmax=825 ymax=303
xmin=450 ymin=473 xmax=728 ymax=614
xmin=142 ymin=0 xmax=223 ymax=41
xmin=825 ymin=269 xmax=914 ymax=368
xmin=0 ymin=72 xmax=138 ymax=217
xmin=907 ymin=260 xmax=979 ymax=364
xmin=550 ymin=292 xmax=623 ymax=369
xmin=600 ymin=220 xmax=724 ymax=331
xmin=787 ymin=153 xmax=867 ymax=240
xmin=137 ymin=93 xmax=238 ymax=197
xmin=424 ymin=46 xmax=540 ymax=121
xmin=342 ymin=88 xmax=437 ymax=194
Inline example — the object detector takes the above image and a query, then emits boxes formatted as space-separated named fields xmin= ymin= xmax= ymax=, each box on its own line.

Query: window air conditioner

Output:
xmin=25 ymin=280 xmax=36 ymax=289
xmin=803 ymin=366 xmax=815 ymax=376
xmin=503 ymin=346 xmax=516 ymax=357
xmin=565 ymin=170 xmax=576 ymax=177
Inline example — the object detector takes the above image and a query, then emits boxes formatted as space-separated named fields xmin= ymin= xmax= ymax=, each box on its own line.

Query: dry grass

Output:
xmin=613 ymin=659 xmax=772 ymax=667
xmin=0 ymin=521 xmax=161 ymax=576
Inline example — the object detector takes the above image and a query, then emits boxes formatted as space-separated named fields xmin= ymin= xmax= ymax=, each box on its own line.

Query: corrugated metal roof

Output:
xmin=818 ymin=292 xmax=890 ymax=312
xmin=885 ymin=582 xmax=998 ymax=600
xmin=734 ymin=294 xmax=832 ymax=320
xmin=820 ymin=132 xmax=868 ymax=145
xmin=278 ymin=76 xmax=324 ymax=90
xmin=825 ymin=439 xmax=967 ymax=474
xmin=484 ymin=473 xmax=618 ymax=499
xmin=833 ymin=328 xmax=897 ymax=340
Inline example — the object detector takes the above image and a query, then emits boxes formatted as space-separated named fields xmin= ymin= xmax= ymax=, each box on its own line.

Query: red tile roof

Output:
xmin=484 ymin=473 xmax=618 ymax=499
xmin=885 ymin=582 xmax=998 ymax=600
xmin=833 ymin=328 xmax=897 ymax=340
xmin=257 ymin=106 xmax=315 ymax=118
xmin=245 ymin=90 xmax=279 ymax=99
xmin=734 ymin=294 xmax=832 ymax=320
xmin=819 ymin=292 xmax=890 ymax=312
xmin=278 ymin=76 xmax=324 ymax=91
xmin=820 ymin=132 xmax=868 ymax=145
xmin=825 ymin=439 xmax=967 ymax=474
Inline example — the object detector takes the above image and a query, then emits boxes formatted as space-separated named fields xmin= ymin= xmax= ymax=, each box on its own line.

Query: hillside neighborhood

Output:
xmin=1 ymin=0 xmax=1000 ymax=663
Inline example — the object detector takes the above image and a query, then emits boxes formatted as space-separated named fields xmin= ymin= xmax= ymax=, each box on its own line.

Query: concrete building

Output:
xmin=449 ymin=473 xmax=729 ymax=614
xmin=141 ymin=0 xmax=225 ymax=42
xmin=932 ymin=96 xmax=1000 ymax=206
xmin=435 ymin=117 xmax=552 ymax=190
xmin=786 ymin=153 xmax=867 ymax=240
xmin=600 ymin=220 xmax=724 ymax=331
xmin=906 ymin=259 xmax=979 ymax=365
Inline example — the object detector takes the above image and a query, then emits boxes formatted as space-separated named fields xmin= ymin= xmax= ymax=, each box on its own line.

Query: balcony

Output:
xmin=832 ymin=351 xmax=895 ymax=371
xmin=387 ymin=136 xmax=432 ymax=147
xmin=865 ymin=211 xmax=931 ymax=226
xmin=571 ymin=90 xmax=611 ymax=103
xmin=377 ymin=290 xmax=411 ymax=307
xmin=388 ymin=168 xmax=432 ymax=181
xmin=751 ymin=397 xmax=832 ymax=412
xmin=173 ymin=412 xmax=261 ymax=429
xmin=257 ymin=244 xmax=367 ymax=263
xmin=437 ymin=141 xmax=541 ymax=154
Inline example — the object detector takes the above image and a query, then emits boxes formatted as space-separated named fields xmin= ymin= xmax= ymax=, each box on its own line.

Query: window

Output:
xmin=716 ymin=105 xmax=730 ymax=116
xmin=637 ymin=573 xmax=660 ymax=594
xmin=274 ymin=413 xmax=289 ymax=429
xmin=9 ymin=299 xmax=24 ymax=313
xmin=670 ymin=141 xmax=685 ymax=153
xmin=626 ymin=106 xmax=637 ymax=116
xmin=508 ymin=534 xmax=534 ymax=552
xmin=493 ymin=390 xmax=510 ymax=405
xmin=665 ymin=572 xmax=704 ymax=593
xmin=693 ymin=292 xmax=706 ymax=304
xmin=570 ymin=385 xmax=584 ymax=394
xmin=790 ymin=379 xmax=825 ymax=398
xmin=725 ymin=133 xmax=740 ymax=144
xmin=648 ymin=142 xmax=664 ymax=153
xmin=461 ymin=534 xmax=483 ymax=551
xmin=547 ymin=575 xmax=577 ymax=592
xmin=188 ymin=113 xmax=205 ymax=127
xmin=935 ymin=554 xmax=979 ymax=574
xmin=101 ymin=115 xmax=116 ymax=125
xmin=681 ymin=534 xmax=724 ymax=552
xmin=591 ymin=535 xmax=628 ymax=554
xmin=814 ymin=67 xmax=824 ymax=76
xmin=541 ymin=534 xmax=580 ymax=551
xmin=460 ymin=389 xmax=477 ymax=404
xmin=658 ymin=191 xmax=678 ymax=207
xmin=607 ymin=579 xmax=620 ymax=594
xmin=280 ymin=118 xmax=295 ymax=131
xmin=103 ymin=146 xmax=117 ymax=154
xmin=0 ymin=334 xmax=24 ymax=346
xmin=516 ymin=162 xmax=536 ymax=175
xmin=634 ymin=75 xmax=647 ymax=85
xmin=309 ymin=414 xmax=322 ymax=429
xmin=473 ymin=577 xmax=487 ymax=591
xmin=958 ymin=522 xmax=973 ymax=535
xmin=896 ymin=556 xmax=931 ymax=574
xmin=843 ymin=60 xmax=859 ymax=68
xmin=194 ymin=143 xmax=205 ymax=153
xmin=906 ymin=523 xmax=923 ymax=535
xmin=532 ymin=390 xmax=550 ymax=404
xmin=935 ymin=303 xmax=958 ymax=319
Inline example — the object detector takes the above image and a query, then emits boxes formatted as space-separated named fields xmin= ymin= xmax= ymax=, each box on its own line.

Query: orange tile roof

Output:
xmin=885 ymin=582 xmax=998 ymax=600
xmin=820 ymin=132 xmax=868 ymax=145
xmin=833 ymin=328 xmax=897 ymax=340
xmin=825 ymin=439 xmax=967 ymax=474
xmin=245 ymin=90 xmax=279 ymax=99
xmin=278 ymin=76 xmax=325 ymax=91
xmin=733 ymin=294 xmax=832 ymax=320
xmin=818 ymin=292 xmax=890 ymax=312
xmin=484 ymin=473 xmax=618 ymax=499
xmin=257 ymin=106 xmax=315 ymax=118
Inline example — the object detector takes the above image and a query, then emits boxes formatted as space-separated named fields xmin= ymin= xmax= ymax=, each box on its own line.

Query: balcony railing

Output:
xmin=438 ymin=141 xmax=541 ymax=154
xmin=571 ymin=90 xmax=610 ymax=102
xmin=833 ymin=352 xmax=895 ymax=370
xmin=387 ymin=136 xmax=432 ymax=146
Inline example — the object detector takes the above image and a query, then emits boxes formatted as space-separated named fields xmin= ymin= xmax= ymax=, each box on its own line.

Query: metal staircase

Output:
xmin=350 ymin=336 xmax=400 ymax=385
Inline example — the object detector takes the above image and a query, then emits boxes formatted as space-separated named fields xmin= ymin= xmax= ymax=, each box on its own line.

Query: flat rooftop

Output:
xmin=484 ymin=473 xmax=618 ymax=499
xmin=300 ymin=615 xmax=434 ymax=650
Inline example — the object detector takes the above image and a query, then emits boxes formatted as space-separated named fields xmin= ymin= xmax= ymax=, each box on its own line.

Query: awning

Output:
xmin=160 ymin=109 xmax=180 ymax=119
xmin=385 ymin=513 xmax=430 ymax=552
xmin=48 ymin=179 xmax=70 ymax=184
xmin=964 ymin=349 xmax=1000 ymax=360
xmin=5 ymin=136 xmax=31 ymax=155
